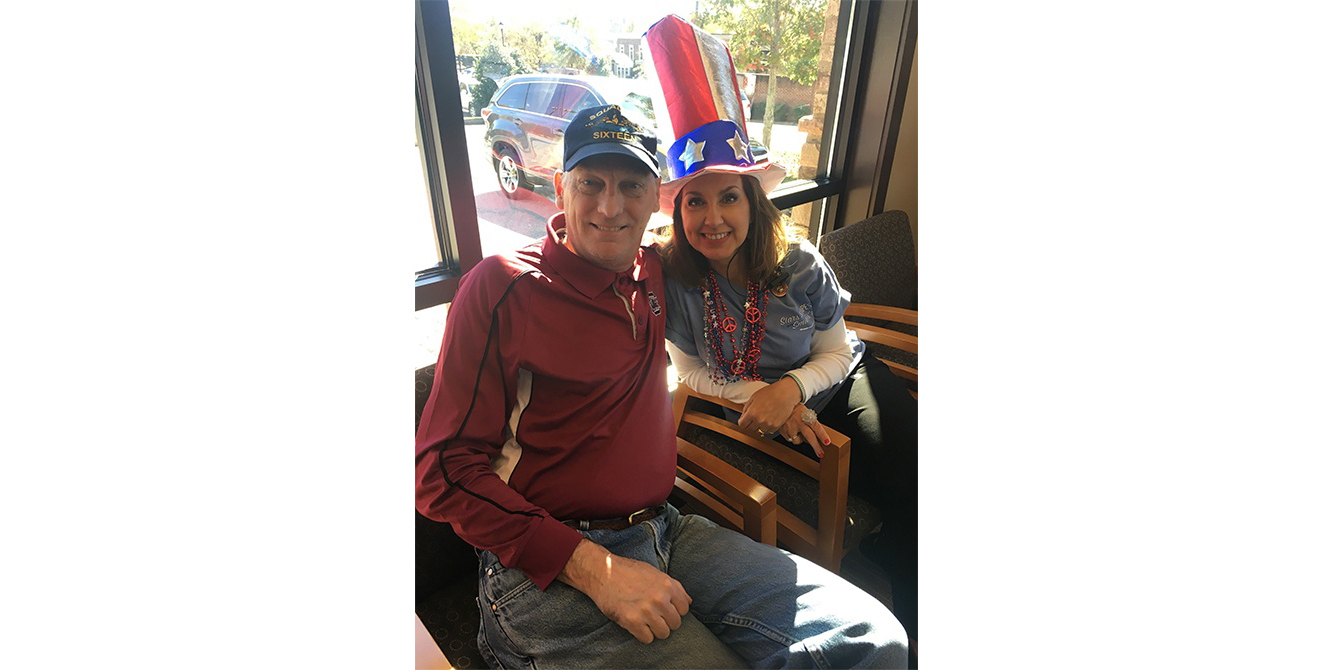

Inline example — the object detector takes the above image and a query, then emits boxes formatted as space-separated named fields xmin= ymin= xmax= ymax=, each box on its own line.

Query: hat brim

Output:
xmin=564 ymin=142 xmax=660 ymax=177
xmin=658 ymin=161 xmax=787 ymax=213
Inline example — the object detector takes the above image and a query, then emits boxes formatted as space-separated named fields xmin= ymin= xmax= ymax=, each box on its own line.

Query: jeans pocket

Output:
xmin=480 ymin=558 xmax=537 ymax=609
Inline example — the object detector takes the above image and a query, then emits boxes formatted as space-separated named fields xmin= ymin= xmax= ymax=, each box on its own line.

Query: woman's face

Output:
xmin=678 ymin=172 xmax=751 ymax=273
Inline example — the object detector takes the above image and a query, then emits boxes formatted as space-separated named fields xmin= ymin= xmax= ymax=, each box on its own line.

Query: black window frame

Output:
xmin=414 ymin=0 xmax=916 ymax=310
xmin=414 ymin=0 xmax=482 ymax=310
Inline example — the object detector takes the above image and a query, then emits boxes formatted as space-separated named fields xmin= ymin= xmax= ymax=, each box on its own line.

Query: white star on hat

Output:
xmin=681 ymin=138 xmax=706 ymax=170
xmin=726 ymin=131 xmax=749 ymax=162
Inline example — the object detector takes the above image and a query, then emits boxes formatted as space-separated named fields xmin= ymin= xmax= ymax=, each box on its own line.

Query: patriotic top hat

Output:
xmin=643 ymin=14 xmax=786 ymax=212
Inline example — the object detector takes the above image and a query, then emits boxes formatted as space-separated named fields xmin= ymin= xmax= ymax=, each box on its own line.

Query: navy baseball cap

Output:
xmin=562 ymin=104 xmax=659 ymax=177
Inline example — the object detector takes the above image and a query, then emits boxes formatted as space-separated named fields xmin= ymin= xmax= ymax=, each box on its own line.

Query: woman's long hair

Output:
xmin=658 ymin=173 xmax=800 ymax=287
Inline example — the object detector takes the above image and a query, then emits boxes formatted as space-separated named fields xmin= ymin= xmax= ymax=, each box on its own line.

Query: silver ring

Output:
xmin=801 ymin=408 xmax=818 ymax=425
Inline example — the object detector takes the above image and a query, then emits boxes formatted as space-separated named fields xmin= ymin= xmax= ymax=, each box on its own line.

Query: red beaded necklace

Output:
xmin=702 ymin=269 xmax=768 ymax=383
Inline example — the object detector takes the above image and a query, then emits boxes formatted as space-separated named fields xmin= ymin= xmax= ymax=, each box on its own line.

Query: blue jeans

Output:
xmin=477 ymin=504 xmax=908 ymax=668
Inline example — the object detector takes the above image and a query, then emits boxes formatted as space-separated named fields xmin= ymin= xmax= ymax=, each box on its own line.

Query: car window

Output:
xmin=495 ymin=83 xmax=528 ymax=109
xmin=551 ymin=85 xmax=598 ymax=120
xmin=525 ymin=81 xmax=560 ymax=116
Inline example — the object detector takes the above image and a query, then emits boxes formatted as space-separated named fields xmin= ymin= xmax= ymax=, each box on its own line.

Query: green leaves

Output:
xmin=692 ymin=0 xmax=827 ymax=86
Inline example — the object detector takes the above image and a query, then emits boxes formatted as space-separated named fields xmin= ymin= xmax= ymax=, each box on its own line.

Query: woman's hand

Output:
xmin=780 ymin=403 xmax=831 ymax=458
xmin=738 ymin=377 xmax=802 ymax=437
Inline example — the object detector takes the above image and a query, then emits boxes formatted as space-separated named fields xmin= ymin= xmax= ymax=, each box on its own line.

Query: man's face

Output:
xmin=555 ymin=155 xmax=661 ymax=272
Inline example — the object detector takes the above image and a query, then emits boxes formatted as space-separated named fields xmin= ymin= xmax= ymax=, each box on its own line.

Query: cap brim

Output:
xmin=658 ymin=161 xmax=787 ymax=212
xmin=564 ymin=143 xmax=660 ymax=177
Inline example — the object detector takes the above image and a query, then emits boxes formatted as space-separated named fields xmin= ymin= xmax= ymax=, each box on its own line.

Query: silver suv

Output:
xmin=480 ymin=74 xmax=767 ymax=198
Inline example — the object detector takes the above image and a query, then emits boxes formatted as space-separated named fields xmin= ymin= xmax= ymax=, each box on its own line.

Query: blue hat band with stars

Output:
xmin=664 ymin=119 xmax=756 ymax=182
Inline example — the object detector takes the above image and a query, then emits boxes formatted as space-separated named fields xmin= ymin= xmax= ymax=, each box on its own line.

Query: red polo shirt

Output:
xmin=415 ymin=213 xmax=675 ymax=590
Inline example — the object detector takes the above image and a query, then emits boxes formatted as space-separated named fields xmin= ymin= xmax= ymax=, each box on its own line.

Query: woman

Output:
xmin=659 ymin=171 xmax=856 ymax=453
xmin=657 ymin=170 xmax=920 ymax=640
xmin=645 ymin=12 xmax=918 ymax=640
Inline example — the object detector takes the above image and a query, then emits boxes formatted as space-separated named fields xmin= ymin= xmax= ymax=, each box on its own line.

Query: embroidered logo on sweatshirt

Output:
xmin=647 ymin=291 xmax=662 ymax=316
xmin=780 ymin=303 xmax=814 ymax=330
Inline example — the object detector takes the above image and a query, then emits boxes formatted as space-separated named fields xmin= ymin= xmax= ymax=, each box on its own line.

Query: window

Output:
xmin=551 ymin=84 xmax=597 ymax=119
xmin=495 ymin=82 xmax=527 ymax=109
xmin=416 ymin=0 xmax=917 ymax=310
xmin=525 ymin=80 xmax=560 ymax=117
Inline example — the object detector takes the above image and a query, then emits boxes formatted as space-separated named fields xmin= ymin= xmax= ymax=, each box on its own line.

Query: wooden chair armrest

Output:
xmin=677 ymin=438 xmax=778 ymax=545
xmin=847 ymin=322 xmax=917 ymax=356
xmin=673 ymin=386 xmax=854 ymax=572
xmin=675 ymin=388 xmax=851 ymax=478
xmin=841 ymin=304 xmax=918 ymax=386
xmin=844 ymin=303 xmax=917 ymax=326
xmin=683 ymin=410 xmax=848 ymax=478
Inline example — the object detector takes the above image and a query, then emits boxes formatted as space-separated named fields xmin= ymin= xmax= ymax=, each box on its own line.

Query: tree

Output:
xmin=693 ymin=0 xmax=826 ymax=147
xmin=552 ymin=39 xmax=589 ymax=72
xmin=459 ymin=15 xmax=611 ymax=111
xmin=450 ymin=16 xmax=484 ymax=60
xmin=471 ymin=42 xmax=520 ymax=114
xmin=506 ymin=25 xmax=552 ymax=74
xmin=586 ymin=55 xmax=610 ymax=77
xmin=550 ymin=17 xmax=610 ymax=76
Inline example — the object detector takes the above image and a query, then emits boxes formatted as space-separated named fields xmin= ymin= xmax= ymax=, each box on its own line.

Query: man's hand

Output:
xmin=738 ymin=377 xmax=802 ymax=436
xmin=558 ymin=539 xmax=691 ymax=644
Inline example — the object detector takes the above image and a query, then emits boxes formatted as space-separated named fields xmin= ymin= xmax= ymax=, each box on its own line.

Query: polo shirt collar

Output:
xmin=543 ymin=212 xmax=649 ymax=299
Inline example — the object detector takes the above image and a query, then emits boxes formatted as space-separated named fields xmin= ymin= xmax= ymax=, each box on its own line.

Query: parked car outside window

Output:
xmin=458 ymin=69 xmax=478 ymax=116
xmin=479 ymin=74 xmax=769 ymax=200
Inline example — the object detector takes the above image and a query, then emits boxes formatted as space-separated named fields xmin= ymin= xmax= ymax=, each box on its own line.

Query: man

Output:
xmin=416 ymin=105 xmax=909 ymax=668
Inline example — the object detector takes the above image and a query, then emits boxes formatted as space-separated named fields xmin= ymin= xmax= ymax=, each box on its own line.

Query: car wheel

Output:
xmin=495 ymin=145 xmax=526 ymax=198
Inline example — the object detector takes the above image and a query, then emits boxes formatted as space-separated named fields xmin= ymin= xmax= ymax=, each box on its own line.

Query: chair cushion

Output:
xmin=417 ymin=574 xmax=485 ymax=669
xmin=416 ymin=364 xmax=438 ymax=429
xmin=416 ymin=512 xmax=478 ymax=600
xmin=416 ymin=364 xmax=486 ymax=668
xmin=678 ymin=424 xmax=881 ymax=553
